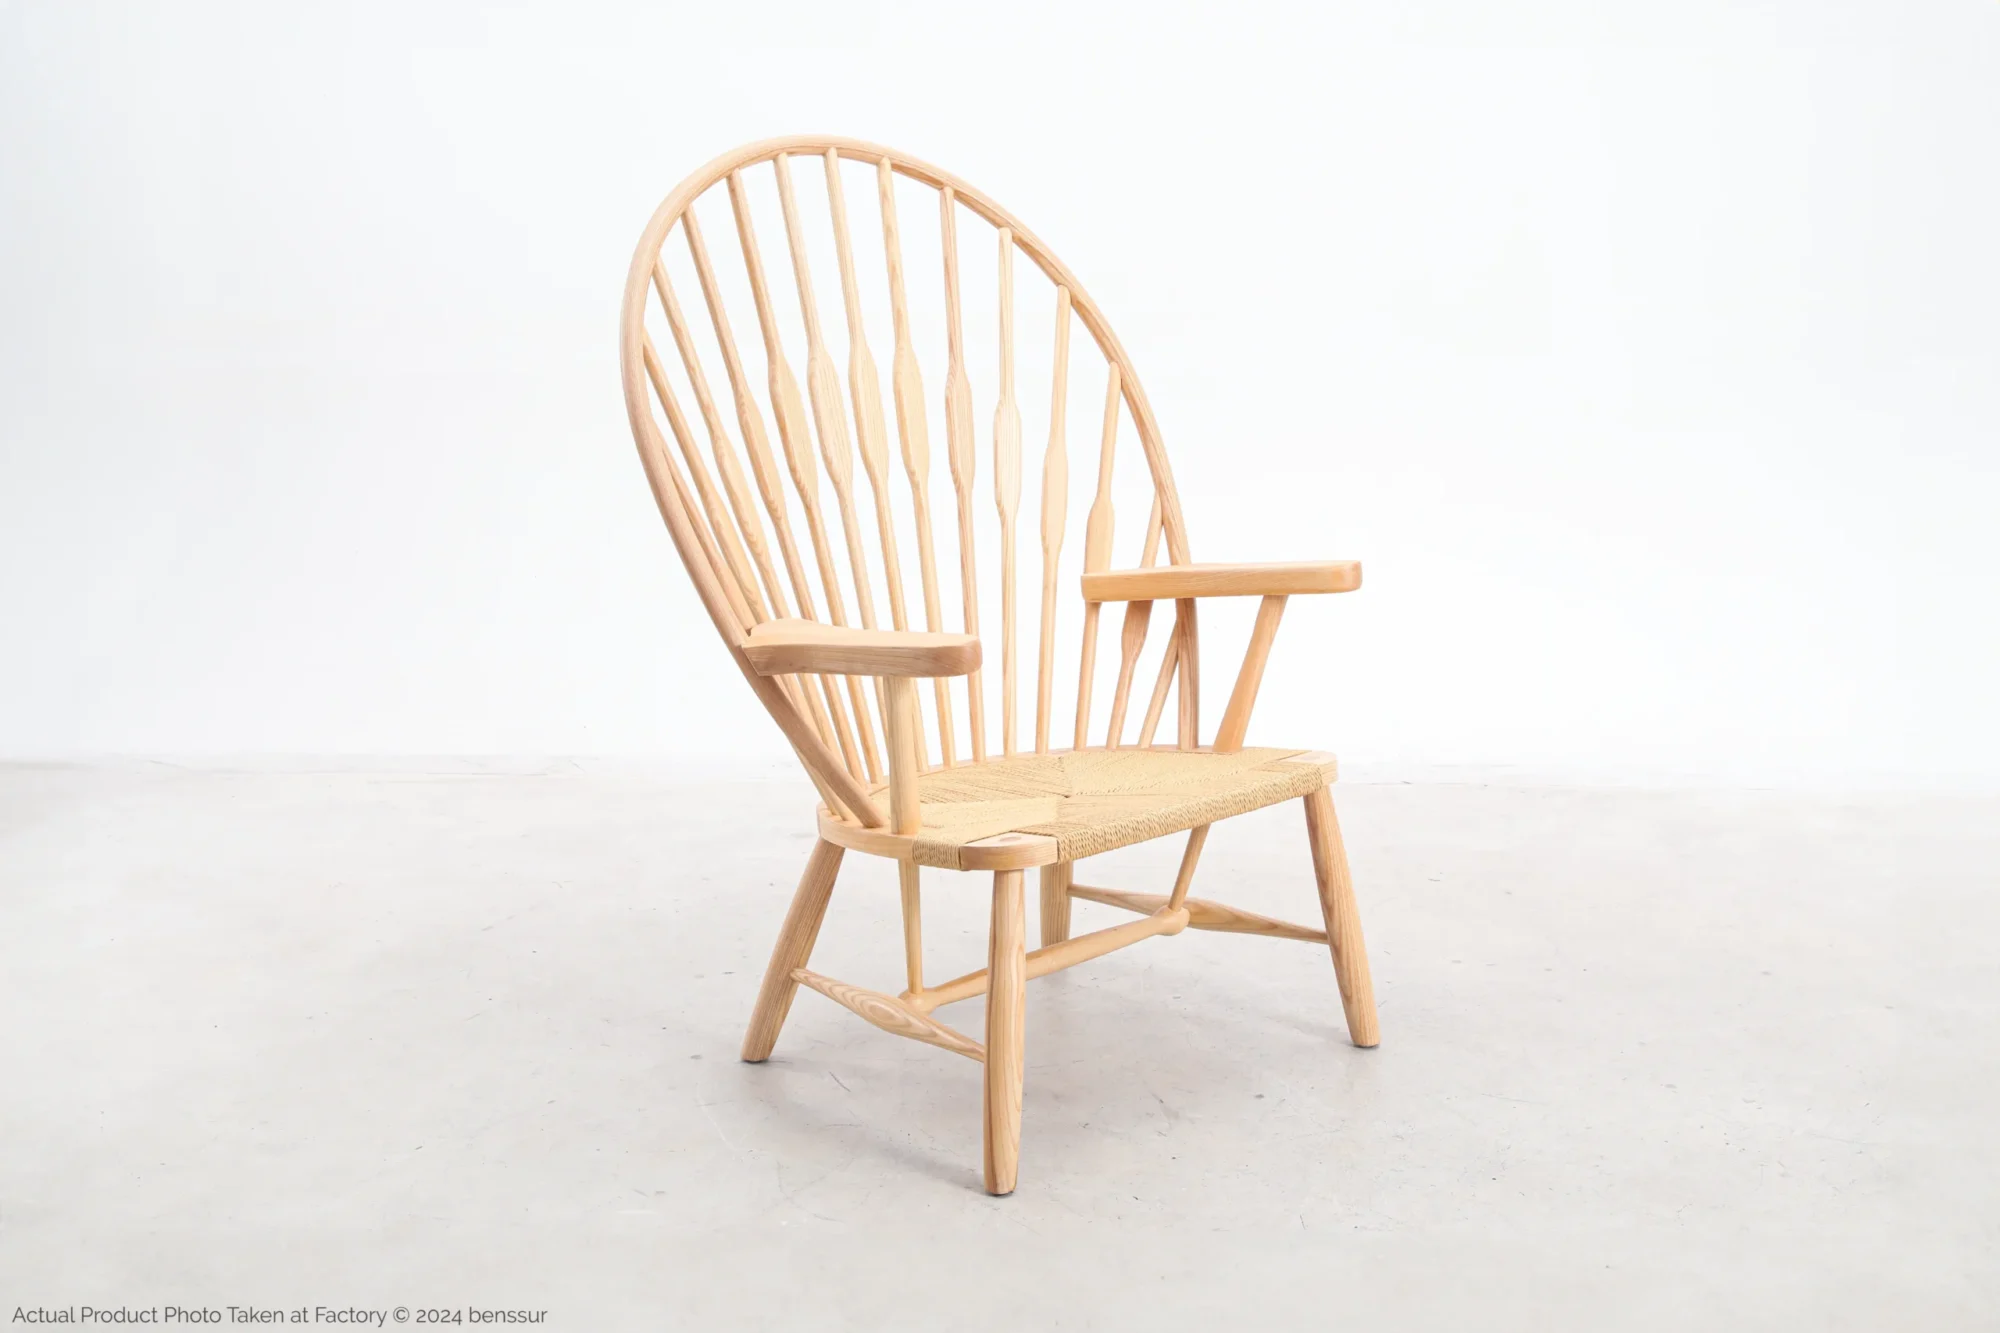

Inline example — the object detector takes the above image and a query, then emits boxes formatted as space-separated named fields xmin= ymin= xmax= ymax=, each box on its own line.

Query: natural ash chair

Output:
xmin=619 ymin=136 xmax=1378 ymax=1194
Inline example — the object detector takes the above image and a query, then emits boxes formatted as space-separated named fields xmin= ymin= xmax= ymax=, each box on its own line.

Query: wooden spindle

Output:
xmin=941 ymin=188 xmax=986 ymax=761
xmin=1213 ymin=594 xmax=1287 ymax=752
xmin=652 ymin=255 xmax=865 ymax=774
xmin=1176 ymin=600 xmax=1200 ymax=749
xmin=643 ymin=348 xmax=844 ymax=778
xmin=676 ymin=219 xmax=864 ymax=780
xmin=639 ymin=337 xmax=766 ymax=621
xmin=1104 ymin=497 xmax=1164 ymax=746
xmin=1035 ymin=287 xmax=1071 ymax=753
xmin=700 ymin=191 xmax=883 ymax=780
xmin=738 ymin=168 xmax=885 ymax=765
xmin=638 ymin=339 xmax=755 ymax=634
xmin=1073 ymin=365 xmax=1120 ymax=750
xmin=879 ymin=157 xmax=957 ymax=767
xmin=651 ymin=263 xmax=794 ymax=614
xmin=1136 ymin=634 xmax=1177 ymax=748
xmin=993 ymin=229 xmax=1022 ymax=756
xmin=821 ymin=153 xmax=911 ymax=643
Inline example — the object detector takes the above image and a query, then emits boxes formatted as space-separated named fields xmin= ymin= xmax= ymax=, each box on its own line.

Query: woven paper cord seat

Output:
xmin=904 ymin=747 xmax=1331 ymax=868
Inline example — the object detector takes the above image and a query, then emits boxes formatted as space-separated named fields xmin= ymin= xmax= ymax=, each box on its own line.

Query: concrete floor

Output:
xmin=2 ymin=762 xmax=1995 ymax=1329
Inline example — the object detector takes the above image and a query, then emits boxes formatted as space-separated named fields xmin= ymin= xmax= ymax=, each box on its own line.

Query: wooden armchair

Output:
xmin=617 ymin=137 xmax=1378 ymax=1194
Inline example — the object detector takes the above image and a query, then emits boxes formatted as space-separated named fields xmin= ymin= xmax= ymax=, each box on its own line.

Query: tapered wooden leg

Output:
xmin=1302 ymin=787 xmax=1380 ymax=1048
xmin=983 ymin=869 xmax=1027 ymax=1195
xmin=740 ymin=838 xmax=845 ymax=1062
xmin=1038 ymin=860 xmax=1073 ymax=947
xmin=898 ymin=859 xmax=925 ymax=993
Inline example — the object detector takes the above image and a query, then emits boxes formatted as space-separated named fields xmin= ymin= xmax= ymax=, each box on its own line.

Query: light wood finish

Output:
xmin=1068 ymin=883 xmax=1328 ymax=944
xmin=1176 ymin=599 xmax=1201 ymax=750
xmin=630 ymin=351 xmax=884 ymax=825
xmin=940 ymin=187 xmax=986 ymax=762
xmin=1104 ymin=499 xmax=1164 ymax=747
xmin=652 ymin=261 xmax=803 ymax=626
xmin=1136 ymin=632 xmax=1179 ymax=750
xmin=1073 ymin=366 xmax=1120 ymax=749
xmin=1084 ymin=561 xmax=1363 ymax=602
xmin=743 ymin=620 xmax=980 ymax=678
xmin=792 ymin=968 xmax=983 ymax=1061
xmin=815 ymin=805 xmax=1064 ymax=870
xmin=984 ymin=869 xmax=1027 ymax=1195
xmin=1303 ymin=786 xmax=1381 ymax=1048
xmin=993 ymin=230 xmax=1023 ymax=757
xmin=740 ymin=165 xmax=887 ymax=769
xmin=1038 ymin=860 xmax=1073 ymax=948
xmin=1278 ymin=749 xmax=1342 ymax=778
xmin=687 ymin=201 xmax=883 ymax=784
xmin=821 ymin=152 xmax=912 ymax=665
xmin=1213 ymin=594 xmax=1288 ymax=753
xmin=651 ymin=264 xmax=862 ymax=773
xmin=1036 ymin=286 xmax=1071 ymax=753
xmin=620 ymin=138 xmax=1382 ymax=1195
xmin=639 ymin=337 xmax=767 ymax=622
xmin=897 ymin=859 xmax=925 ymax=993
xmin=882 ymin=676 xmax=924 ymax=834
xmin=879 ymin=156 xmax=956 ymax=768
xmin=909 ymin=905 xmax=1189 ymax=1014
xmin=1165 ymin=823 xmax=1210 ymax=911
xmin=741 ymin=838 xmax=844 ymax=1061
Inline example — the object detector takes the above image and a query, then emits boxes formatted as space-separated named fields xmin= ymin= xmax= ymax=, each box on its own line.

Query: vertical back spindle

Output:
xmin=740 ymin=169 xmax=882 ymax=693
xmin=821 ymin=154 xmax=911 ymax=638
xmin=679 ymin=210 xmax=871 ymax=779
xmin=639 ymin=337 xmax=766 ymax=622
xmin=1035 ymin=287 xmax=1071 ymax=752
xmin=879 ymin=156 xmax=957 ymax=767
xmin=992 ymin=230 xmax=1023 ymax=756
xmin=1073 ymin=365 xmax=1120 ymax=749
xmin=700 ymin=191 xmax=883 ymax=780
xmin=941 ymin=189 xmax=986 ymax=761
xmin=1104 ymin=498 xmax=1164 ymax=747
xmin=650 ymin=262 xmax=797 ymax=624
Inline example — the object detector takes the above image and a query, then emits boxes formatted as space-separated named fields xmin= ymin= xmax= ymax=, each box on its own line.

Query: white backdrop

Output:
xmin=3 ymin=1 xmax=1995 ymax=785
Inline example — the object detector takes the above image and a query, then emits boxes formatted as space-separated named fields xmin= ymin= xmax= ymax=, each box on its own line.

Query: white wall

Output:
xmin=3 ymin=1 xmax=1996 ymax=785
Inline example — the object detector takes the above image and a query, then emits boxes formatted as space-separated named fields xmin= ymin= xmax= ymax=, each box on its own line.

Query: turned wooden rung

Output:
xmin=1068 ymin=883 xmax=1328 ymax=944
xmin=792 ymin=968 xmax=986 ymax=1061
xmin=904 ymin=906 xmax=1189 ymax=1013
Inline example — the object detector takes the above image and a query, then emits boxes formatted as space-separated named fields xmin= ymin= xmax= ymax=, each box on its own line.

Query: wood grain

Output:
xmin=1213 ymin=594 xmax=1288 ymax=753
xmin=741 ymin=838 xmax=844 ymax=1061
xmin=1303 ymin=786 xmax=1381 ymax=1048
xmin=940 ymin=187 xmax=987 ymax=762
xmin=984 ymin=869 xmax=1027 ymax=1194
xmin=1068 ymin=883 xmax=1327 ymax=944
xmin=792 ymin=968 xmax=983 ymax=1061
xmin=1038 ymin=860 xmax=1073 ymax=948
xmin=878 ymin=155 xmax=957 ymax=767
xmin=1036 ymin=286 xmax=1071 ymax=753
xmin=743 ymin=620 xmax=980 ymax=678
xmin=1073 ymin=365 xmax=1120 ymax=749
xmin=1084 ymin=561 xmax=1361 ymax=602
xmin=993 ymin=229 xmax=1023 ymax=756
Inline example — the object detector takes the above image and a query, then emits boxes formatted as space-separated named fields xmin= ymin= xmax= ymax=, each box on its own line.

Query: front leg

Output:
xmin=1303 ymin=787 xmax=1380 ymax=1048
xmin=983 ymin=868 xmax=1027 ymax=1194
xmin=740 ymin=838 xmax=844 ymax=1062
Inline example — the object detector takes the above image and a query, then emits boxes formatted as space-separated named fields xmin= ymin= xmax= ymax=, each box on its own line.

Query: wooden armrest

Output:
xmin=1082 ymin=561 xmax=1361 ymax=602
xmin=742 ymin=620 xmax=981 ymax=678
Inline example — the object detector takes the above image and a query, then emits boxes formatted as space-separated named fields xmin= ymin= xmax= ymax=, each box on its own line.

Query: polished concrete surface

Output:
xmin=2 ymin=763 xmax=1995 ymax=1329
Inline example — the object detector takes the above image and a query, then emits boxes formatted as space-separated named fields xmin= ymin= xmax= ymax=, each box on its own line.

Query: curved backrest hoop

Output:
xmin=619 ymin=136 xmax=1202 ymax=825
